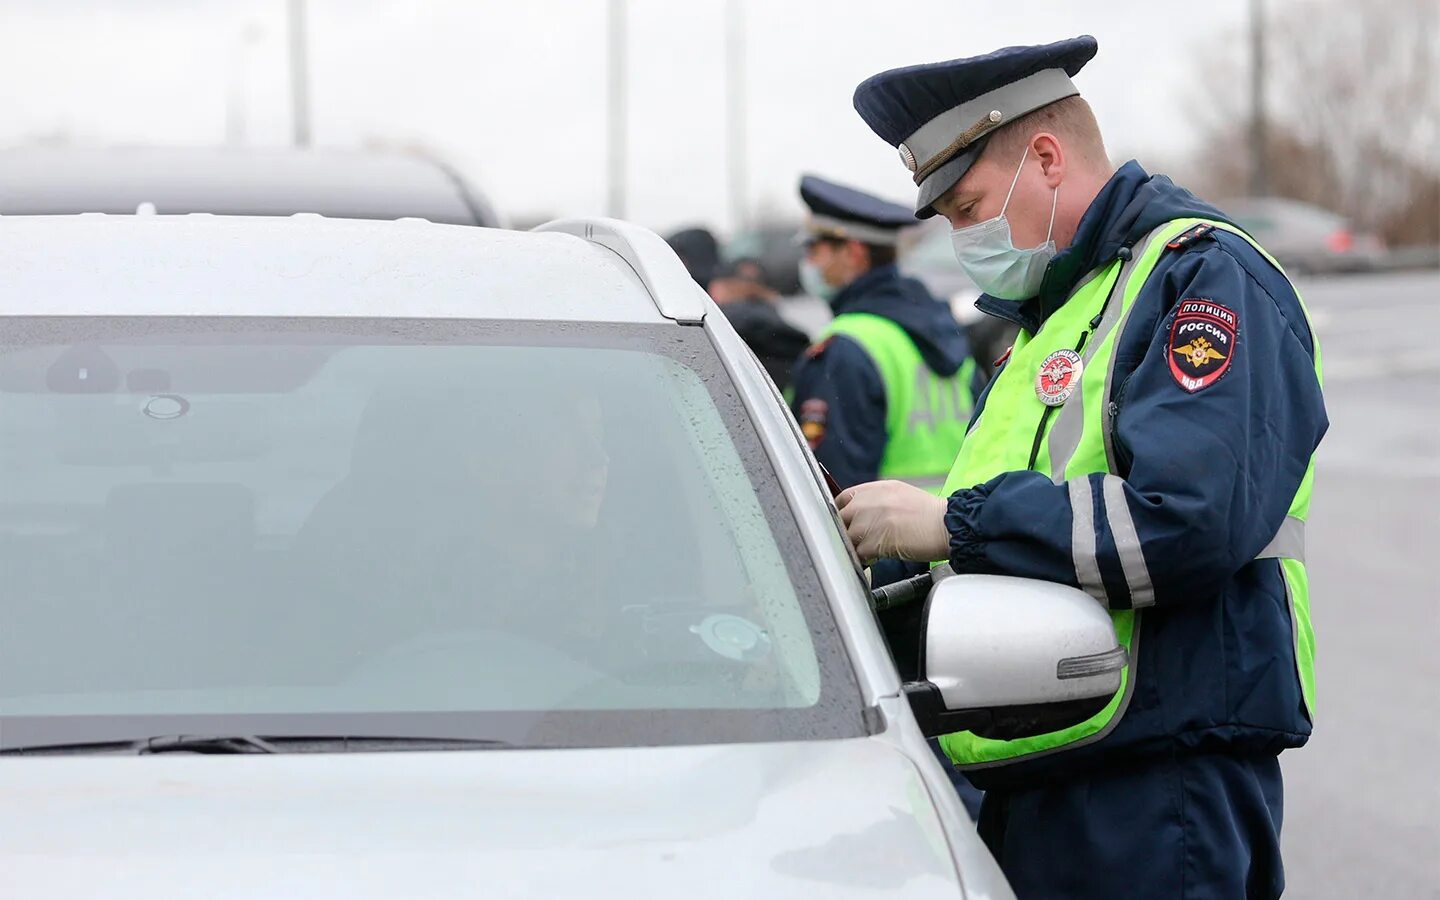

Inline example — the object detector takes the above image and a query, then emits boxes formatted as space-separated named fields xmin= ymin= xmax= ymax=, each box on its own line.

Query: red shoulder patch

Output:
xmin=804 ymin=337 xmax=834 ymax=359
xmin=1166 ymin=223 xmax=1215 ymax=250
xmin=1168 ymin=299 xmax=1237 ymax=392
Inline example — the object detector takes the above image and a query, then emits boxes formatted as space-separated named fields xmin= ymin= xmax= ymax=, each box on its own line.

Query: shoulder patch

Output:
xmin=798 ymin=398 xmax=829 ymax=448
xmin=1165 ymin=222 xmax=1215 ymax=251
xmin=1168 ymin=298 xmax=1237 ymax=392
xmin=804 ymin=337 xmax=835 ymax=359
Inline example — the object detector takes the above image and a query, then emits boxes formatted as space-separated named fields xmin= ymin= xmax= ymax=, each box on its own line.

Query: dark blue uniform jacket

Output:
xmin=789 ymin=264 xmax=982 ymax=490
xmin=947 ymin=161 xmax=1329 ymax=790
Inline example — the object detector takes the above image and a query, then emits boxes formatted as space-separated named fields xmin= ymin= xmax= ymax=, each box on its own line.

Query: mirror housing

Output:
xmin=904 ymin=574 xmax=1126 ymax=740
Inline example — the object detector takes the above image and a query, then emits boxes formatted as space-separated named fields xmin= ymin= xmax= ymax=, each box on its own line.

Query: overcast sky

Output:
xmin=0 ymin=0 xmax=1256 ymax=233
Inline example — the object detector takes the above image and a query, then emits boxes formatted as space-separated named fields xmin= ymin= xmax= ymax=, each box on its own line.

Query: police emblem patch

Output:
xmin=1036 ymin=349 xmax=1083 ymax=406
xmin=1168 ymin=299 xmax=1237 ymax=392
xmin=799 ymin=398 xmax=829 ymax=449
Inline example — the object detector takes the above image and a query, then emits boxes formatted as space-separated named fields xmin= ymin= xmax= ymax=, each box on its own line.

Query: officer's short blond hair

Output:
xmin=980 ymin=95 xmax=1109 ymax=172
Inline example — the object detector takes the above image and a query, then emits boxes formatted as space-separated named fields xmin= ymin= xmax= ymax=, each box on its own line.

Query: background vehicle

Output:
xmin=0 ymin=146 xmax=501 ymax=227
xmin=1218 ymin=196 xmax=1385 ymax=274
xmin=0 ymin=213 xmax=1124 ymax=898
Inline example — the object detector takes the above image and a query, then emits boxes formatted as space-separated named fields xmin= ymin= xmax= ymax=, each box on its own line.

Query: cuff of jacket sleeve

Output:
xmin=945 ymin=484 xmax=997 ymax=574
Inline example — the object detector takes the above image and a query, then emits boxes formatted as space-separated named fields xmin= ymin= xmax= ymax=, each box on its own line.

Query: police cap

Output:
xmin=798 ymin=174 xmax=914 ymax=247
xmin=853 ymin=35 xmax=1099 ymax=219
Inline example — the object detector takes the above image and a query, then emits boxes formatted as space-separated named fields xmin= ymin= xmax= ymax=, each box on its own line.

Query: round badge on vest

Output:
xmin=1036 ymin=349 xmax=1083 ymax=406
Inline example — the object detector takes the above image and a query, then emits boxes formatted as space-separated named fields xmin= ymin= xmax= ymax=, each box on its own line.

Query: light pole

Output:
xmin=606 ymin=0 xmax=628 ymax=219
xmin=225 ymin=22 xmax=265 ymax=146
xmin=1249 ymin=0 xmax=1268 ymax=196
xmin=725 ymin=0 xmax=748 ymax=232
xmin=288 ymin=0 xmax=312 ymax=148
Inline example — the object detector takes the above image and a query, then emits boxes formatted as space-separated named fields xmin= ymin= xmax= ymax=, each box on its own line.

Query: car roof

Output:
xmin=1218 ymin=196 xmax=1349 ymax=227
xmin=0 ymin=147 xmax=499 ymax=227
xmin=0 ymin=214 xmax=701 ymax=324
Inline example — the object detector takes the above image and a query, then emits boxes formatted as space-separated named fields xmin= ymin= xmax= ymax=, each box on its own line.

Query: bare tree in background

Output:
xmin=1187 ymin=0 xmax=1439 ymax=246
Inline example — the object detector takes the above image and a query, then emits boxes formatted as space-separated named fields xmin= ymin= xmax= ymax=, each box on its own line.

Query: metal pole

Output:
xmin=288 ymin=0 xmax=312 ymax=147
xmin=225 ymin=45 xmax=246 ymax=146
xmin=1249 ymin=0 xmax=1267 ymax=196
xmin=725 ymin=0 xmax=748 ymax=232
xmin=606 ymin=0 xmax=627 ymax=219
xmin=226 ymin=23 xmax=264 ymax=147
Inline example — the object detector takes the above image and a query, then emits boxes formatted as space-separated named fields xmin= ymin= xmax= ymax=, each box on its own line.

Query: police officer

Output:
xmin=790 ymin=175 xmax=982 ymax=493
xmin=835 ymin=36 xmax=1327 ymax=899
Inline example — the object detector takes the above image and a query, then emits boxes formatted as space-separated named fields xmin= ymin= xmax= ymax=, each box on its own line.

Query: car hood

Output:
xmin=0 ymin=738 xmax=968 ymax=898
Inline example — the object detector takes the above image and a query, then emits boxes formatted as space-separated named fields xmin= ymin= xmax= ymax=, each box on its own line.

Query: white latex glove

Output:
xmin=835 ymin=480 xmax=950 ymax=564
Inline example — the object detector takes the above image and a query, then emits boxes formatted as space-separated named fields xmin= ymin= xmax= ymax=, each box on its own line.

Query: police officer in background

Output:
xmin=790 ymin=175 xmax=982 ymax=493
xmin=836 ymin=37 xmax=1327 ymax=898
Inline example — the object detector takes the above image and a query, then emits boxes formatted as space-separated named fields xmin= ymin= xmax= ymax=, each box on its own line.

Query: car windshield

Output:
xmin=0 ymin=317 xmax=863 ymax=751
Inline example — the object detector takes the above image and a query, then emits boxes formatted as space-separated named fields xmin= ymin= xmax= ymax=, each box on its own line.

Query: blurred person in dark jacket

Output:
xmin=667 ymin=228 xmax=810 ymax=391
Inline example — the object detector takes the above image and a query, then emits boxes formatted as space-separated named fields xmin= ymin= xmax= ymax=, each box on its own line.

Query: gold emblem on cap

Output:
xmin=898 ymin=143 xmax=917 ymax=173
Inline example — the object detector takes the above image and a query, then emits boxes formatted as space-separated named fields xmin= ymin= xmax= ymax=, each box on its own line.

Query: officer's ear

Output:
xmin=1031 ymin=132 xmax=1066 ymax=189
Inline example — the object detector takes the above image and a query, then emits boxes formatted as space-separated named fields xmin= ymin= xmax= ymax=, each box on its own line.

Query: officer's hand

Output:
xmin=835 ymin=480 xmax=949 ymax=564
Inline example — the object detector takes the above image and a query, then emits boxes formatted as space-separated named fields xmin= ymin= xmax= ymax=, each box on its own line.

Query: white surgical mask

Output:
xmin=949 ymin=144 xmax=1059 ymax=302
xmin=799 ymin=260 xmax=839 ymax=302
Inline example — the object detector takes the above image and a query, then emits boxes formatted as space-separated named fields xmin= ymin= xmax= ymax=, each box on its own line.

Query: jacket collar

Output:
xmin=830 ymin=263 xmax=900 ymax=315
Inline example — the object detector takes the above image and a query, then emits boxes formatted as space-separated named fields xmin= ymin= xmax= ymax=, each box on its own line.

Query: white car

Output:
xmin=0 ymin=146 xmax=503 ymax=227
xmin=0 ymin=212 xmax=1123 ymax=898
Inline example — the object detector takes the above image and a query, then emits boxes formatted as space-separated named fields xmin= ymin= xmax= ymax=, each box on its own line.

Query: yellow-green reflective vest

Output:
xmin=936 ymin=218 xmax=1320 ymax=770
xmin=821 ymin=313 xmax=977 ymax=495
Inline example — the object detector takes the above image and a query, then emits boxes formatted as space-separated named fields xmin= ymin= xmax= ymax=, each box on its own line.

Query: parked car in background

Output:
xmin=0 ymin=146 xmax=501 ymax=227
xmin=0 ymin=212 xmax=1129 ymax=898
xmin=1219 ymin=197 xmax=1385 ymax=274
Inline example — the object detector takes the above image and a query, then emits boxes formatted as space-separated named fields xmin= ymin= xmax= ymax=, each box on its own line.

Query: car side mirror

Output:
xmin=903 ymin=574 xmax=1126 ymax=741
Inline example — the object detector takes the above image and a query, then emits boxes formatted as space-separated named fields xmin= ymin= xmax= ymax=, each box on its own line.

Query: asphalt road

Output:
xmin=1281 ymin=270 xmax=1440 ymax=900
xmin=783 ymin=269 xmax=1440 ymax=897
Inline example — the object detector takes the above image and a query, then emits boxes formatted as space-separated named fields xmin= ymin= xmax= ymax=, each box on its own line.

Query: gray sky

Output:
xmin=0 ymin=0 xmax=1254 ymax=233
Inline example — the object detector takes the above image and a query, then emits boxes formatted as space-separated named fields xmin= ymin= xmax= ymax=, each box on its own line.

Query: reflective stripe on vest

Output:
xmin=821 ymin=313 xmax=977 ymax=494
xmin=936 ymin=218 xmax=1322 ymax=770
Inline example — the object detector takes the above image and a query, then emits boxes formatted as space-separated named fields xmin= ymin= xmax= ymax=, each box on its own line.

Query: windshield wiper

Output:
xmin=144 ymin=734 xmax=280 ymax=754
xmin=0 ymin=734 xmax=277 ymax=756
xmin=259 ymin=735 xmax=517 ymax=753
xmin=0 ymin=734 xmax=516 ymax=756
